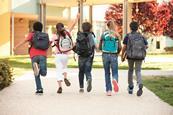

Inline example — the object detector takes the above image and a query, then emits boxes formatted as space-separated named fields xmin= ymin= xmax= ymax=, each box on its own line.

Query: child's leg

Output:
xmin=84 ymin=57 xmax=92 ymax=81
xmin=62 ymin=54 xmax=68 ymax=79
xmin=39 ymin=56 xmax=47 ymax=77
xmin=78 ymin=56 xmax=85 ymax=89
xmin=110 ymin=55 xmax=119 ymax=92
xmin=84 ymin=57 xmax=92 ymax=92
xmin=135 ymin=60 xmax=142 ymax=86
xmin=63 ymin=72 xmax=67 ymax=78
xmin=135 ymin=60 xmax=143 ymax=96
xmin=32 ymin=56 xmax=43 ymax=93
xmin=62 ymin=54 xmax=71 ymax=86
xmin=55 ymin=54 xmax=64 ymax=88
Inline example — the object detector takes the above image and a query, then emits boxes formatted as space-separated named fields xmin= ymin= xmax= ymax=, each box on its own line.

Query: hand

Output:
xmin=121 ymin=53 xmax=127 ymax=62
xmin=76 ymin=13 xmax=80 ymax=19
xmin=13 ymin=47 xmax=16 ymax=52
xmin=114 ymin=32 xmax=120 ymax=38
xmin=121 ymin=56 xmax=125 ymax=62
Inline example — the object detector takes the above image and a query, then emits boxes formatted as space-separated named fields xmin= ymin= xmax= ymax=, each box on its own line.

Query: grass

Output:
xmin=0 ymin=54 xmax=172 ymax=77
xmin=0 ymin=55 xmax=163 ymax=69
xmin=147 ymin=54 xmax=173 ymax=58
xmin=143 ymin=76 xmax=173 ymax=106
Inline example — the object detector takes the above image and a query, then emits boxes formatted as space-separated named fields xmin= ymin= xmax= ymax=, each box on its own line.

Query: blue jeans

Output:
xmin=102 ymin=53 xmax=118 ymax=92
xmin=78 ymin=56 xmax=93 ymax=88
xmin=31 ymin=56 xmax=47 ymax=91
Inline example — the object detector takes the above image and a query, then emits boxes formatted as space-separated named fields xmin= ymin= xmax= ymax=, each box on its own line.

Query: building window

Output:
xmin=156 ymin=41 xmax=160 ymax=49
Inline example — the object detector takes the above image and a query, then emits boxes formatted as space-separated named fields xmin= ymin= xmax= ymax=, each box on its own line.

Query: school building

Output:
xmin=1 ymin=0 xmax=171 ymax=56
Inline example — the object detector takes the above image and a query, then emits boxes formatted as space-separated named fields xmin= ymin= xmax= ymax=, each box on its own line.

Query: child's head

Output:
xmin=33 ymin=21 xmax=43 ymax=32
xmin=56 ymin=23 xmax=66 ymax=37
xmin=130 ymin=21 xmax=139 ymax=31
xmin=107 ymin=20 xmax=115 ymax=30
xmin=82 ymin=22 xmax=92 ymax=32
xmin=56 ymin=23 xmax=64 ymax=33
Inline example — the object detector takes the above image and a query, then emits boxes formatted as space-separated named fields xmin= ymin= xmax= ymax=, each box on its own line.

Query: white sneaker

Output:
xmin=33 ymin=62 xmax=39 ymax=77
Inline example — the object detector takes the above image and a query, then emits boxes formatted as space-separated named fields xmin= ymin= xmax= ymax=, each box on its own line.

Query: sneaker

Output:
xmin=128 ymin=85 xmax=134 ymax=94
xmin=87 ymin=79 xmax=92 ymax=92
xmin=33 ymin=62 xmax=39 ymax=77
xmin=106 ymin=91 xmax=112 ymax=96
xmin=137 ymin=84 xmax=143 ymax=96
xmin=64 ymin=78 xmax=71 ymax=87
xmin=57 ymin=87 xmax=62 ymax=94
xmin=112 ymin=79 xmax=119 ymax=92
xmin=79 ymin=88 xmax=84 ymax=93
xmin=35 ymin=89 xmax=43 ymax=94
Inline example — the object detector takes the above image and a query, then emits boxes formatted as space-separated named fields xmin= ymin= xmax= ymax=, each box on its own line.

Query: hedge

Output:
xmin=0 ymin=59 xmax=13 ymax=90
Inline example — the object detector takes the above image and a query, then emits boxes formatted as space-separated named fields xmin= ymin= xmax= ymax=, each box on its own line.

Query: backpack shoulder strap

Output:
xmin=54 ymin=34 xmax=62 ymax=53
xmin=64 ymin=30 xmax=71 ymax=38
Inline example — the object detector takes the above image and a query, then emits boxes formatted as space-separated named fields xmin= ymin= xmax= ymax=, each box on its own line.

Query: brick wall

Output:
xmin=14 ymin=18 xmax=29 ymax=55
xmin=14 ymin=18 xmax=52 ymax=56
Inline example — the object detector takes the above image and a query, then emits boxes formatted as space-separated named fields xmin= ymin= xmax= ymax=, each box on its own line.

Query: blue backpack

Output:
xmin=101 ymin=31 xmax=119 ymax=53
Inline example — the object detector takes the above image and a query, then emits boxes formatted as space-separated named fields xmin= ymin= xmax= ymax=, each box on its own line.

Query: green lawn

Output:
xmin=0 ymin=54 xmax=173 ymax=77
xmin=147 ymin=54 xmax=173 ymax=58
xmin=143 ymin=76 xmax=173 ymax=106
xmin=1 ymin=55 xmax=168 ymax=69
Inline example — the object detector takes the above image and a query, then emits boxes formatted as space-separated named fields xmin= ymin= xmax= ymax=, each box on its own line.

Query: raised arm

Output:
xmin=67 ymin=13 xmax=80 ymax=32
xmin=13 ymin=37 xmax=28 ymax=51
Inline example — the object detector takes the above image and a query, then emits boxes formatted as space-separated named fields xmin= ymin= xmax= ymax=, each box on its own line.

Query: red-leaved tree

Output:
xmin=105 ymin=1 xmax=172 ymax=38
xmin=132 ymin=2 xmax=171 ymax=36
xmin=105 ymin=4 xmax=123 ymax=34
xmin=164 ymin=0 xmax=173 ymax=38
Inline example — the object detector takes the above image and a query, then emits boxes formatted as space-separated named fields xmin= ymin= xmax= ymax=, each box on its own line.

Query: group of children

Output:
xmin=13 ymin=14 xmax=148 ymax=97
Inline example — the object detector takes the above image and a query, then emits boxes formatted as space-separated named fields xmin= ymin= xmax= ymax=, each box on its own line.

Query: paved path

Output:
xmin=0 ymin=69 xmax=173 ymax=115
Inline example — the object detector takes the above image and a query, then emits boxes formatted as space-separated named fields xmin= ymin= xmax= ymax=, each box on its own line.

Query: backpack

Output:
xmin=74 ymin=32 xmax=94 ymax=57
xmin=101 ymin=30 xmax=119 ymax=53
xmin=126 ymin=32 xmax=146 ymax=60
xmin=55 ymin=31 xmax=73 ymax=53
xmin=32 ymin=31 xmax=49 ymax=50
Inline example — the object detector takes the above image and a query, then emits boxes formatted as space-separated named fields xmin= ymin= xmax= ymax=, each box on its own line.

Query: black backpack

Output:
xmin=74 ymin=32 xmax=94 ymax=57
xmin=32 ymin=31 xmax=49 ymax=50
xmin=126 ymin=32 xmax=146 ymax=60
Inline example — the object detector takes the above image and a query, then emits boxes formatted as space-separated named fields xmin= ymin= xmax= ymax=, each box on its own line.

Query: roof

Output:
xmin=46 ymin=0 xmax=156 ymax=7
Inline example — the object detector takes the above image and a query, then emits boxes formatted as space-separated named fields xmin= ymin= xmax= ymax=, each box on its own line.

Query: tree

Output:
xmin=105 ymin=4 xmax=123 ymax=35
xmin=105 ymin=1 xmax=172 ymax=38
xmin=132 ymin=2 xmax=171 ymax=36
xmin=164 ymin=0 xmax=173 ymax=38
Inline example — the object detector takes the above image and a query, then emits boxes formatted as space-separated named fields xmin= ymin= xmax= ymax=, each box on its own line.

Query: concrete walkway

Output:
xmin=0 ymin=69 xmax=173 ymax=115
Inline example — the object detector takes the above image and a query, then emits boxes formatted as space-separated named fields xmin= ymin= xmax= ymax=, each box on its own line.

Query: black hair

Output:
xmin=33 ymin=21 xmax=43 ymax=32
xmin=56 ymin=23 xmax=66 ymax=37
xmin=82 ymin=22 xmax=92 ymax=32
xmin=130 ymin=21 xmax=139 ymax=31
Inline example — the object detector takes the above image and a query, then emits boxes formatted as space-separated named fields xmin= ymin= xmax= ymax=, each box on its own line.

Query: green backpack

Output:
xmin=102 ymin=30 xmax=119 ymax=53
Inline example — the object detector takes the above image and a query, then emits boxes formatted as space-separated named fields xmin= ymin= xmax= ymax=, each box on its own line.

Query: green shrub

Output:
xmin=0 ymin=59 xmax=13 ymax=90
